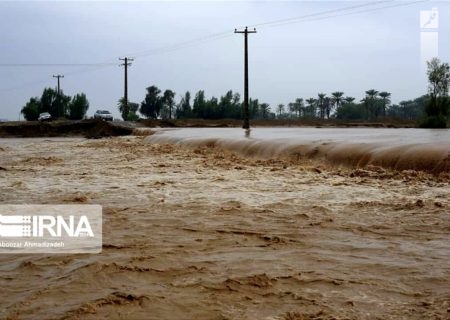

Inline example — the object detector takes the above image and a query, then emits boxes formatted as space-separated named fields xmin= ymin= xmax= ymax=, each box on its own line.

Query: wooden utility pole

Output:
xmin=119 ymin=57 xmax=134 ymax=120
xmin=235 ymin=27 xmax=256 ymax=129
xmin=53 ymin=74 xmax=64 ymax=117
xmin=53 ymin=74 xmax=64 ymax=95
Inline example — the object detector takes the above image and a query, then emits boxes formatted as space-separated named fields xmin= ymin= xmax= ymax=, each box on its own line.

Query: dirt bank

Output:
xmin=0 ymin=137 xmax=448 ymax=319
xmin=0 ymin=119 xmax=134 ymax=138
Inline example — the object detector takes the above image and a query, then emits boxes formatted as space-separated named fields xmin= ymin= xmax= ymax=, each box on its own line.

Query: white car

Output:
xmin=94 ymin=110 xmax=113 ymax=121
xmin=38 ymin=112 xmax=52 ymax=122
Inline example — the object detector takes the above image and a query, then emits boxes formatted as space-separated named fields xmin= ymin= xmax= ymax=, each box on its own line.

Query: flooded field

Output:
xmin=0 ymin=133 xmax=449 ymax=319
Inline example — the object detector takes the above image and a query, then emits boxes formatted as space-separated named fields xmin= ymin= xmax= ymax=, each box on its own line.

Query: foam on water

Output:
xmin=145 ymin=127 xmax=450 ymax=172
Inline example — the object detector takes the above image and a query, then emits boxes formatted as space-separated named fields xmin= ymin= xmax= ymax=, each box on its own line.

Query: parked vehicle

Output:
xmin=94 ymin=110 xmax=113 ymax=121
xmin=38 ymin=112 xmax=52 ymax=122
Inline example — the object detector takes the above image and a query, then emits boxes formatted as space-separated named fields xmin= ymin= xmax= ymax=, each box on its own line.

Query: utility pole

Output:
xmin=119 ymin=57 xmax=134 ymax=120
xmin=53 ymin=74 xmax=64 ymax=95
xmin=53 ymin=74 xmax=64 ymax=118
xmin=235 ymin=26 xmax=256 ymax=130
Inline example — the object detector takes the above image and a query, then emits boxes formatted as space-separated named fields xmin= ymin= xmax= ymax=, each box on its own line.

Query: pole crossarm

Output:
xmin=52 ymin=74 xmax=64 ymax=94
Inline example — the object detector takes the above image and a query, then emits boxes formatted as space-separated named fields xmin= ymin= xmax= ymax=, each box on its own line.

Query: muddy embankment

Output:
xmin=0 ymin=120 xmax=134 ymax=138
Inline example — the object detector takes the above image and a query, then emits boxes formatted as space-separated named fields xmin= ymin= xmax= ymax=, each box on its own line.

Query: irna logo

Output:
xmin=0 ymin=215 xmax=94 ymax=238
xmin=0 ymin=205 xmax=102 ymax=254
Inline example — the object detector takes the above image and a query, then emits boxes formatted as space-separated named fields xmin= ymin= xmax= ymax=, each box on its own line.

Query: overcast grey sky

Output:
xmin=0 ymin=0 xmax=448 ymax=120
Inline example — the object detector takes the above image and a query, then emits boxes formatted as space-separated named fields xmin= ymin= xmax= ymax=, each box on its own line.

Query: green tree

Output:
xmin=305 ymin=98 xmax=317 ymax=118
xmin=277 ymin=104 xmax=284 ymax=118
xmin=219 ymin=90 xmax=234 ymax=119
xmin=288 ymin=99 xmax=303 ymax=118
xmin=140 ymin=85 xmax=162 ymax=119
xmin=40 ymin=88 xmax=70 ymax=118
xmin=176 ymin=91 xmax=192 ymax=119
xmin=205 ymin=96 xmax=219 ymax=119
xmin=421 ymin=58 xmax=449 ymax=128
xmin=68 ymin=93 xmax=89 ymax=120
xmin=344 ymin=96 xmax=355 ymax=104
xmin=127 ymin=102 xmax=140 ymax=121
xmin=324 ymin=97 xmax=332 ymax=119
xmin=229 ymin=92 xmax=241 ymax=119
xmin=335 ymin=102 xmax=366 ymax=120
xmin=331 ymin=91 xmax=344 ymax=116
xmin=378 ymin=91 xmax=391 ymax=117
xmin=317 ymin=93 xmax=326 ymax=119
xmin=21 ymin=97 xmax=41 ymax=121
xmin=193 ymin=90 xmax=206 ymax=118
xmin=365 ymin=89 xmax=379 ymax=120
xmin=288 ymin=102 xmax=296 ymax=118
xmin=118 ymin=97 xmax=128 ymax=120
xmin=119 ymin=97 xmax=139 ymax=120
xmin=295 ymin=98 xmax=304 ymax=118
xmin=387 ymin=96 xmax=427 ymax=120
xmin=118 ymin=97 xmax=129 ymax=120
xmin=249 ymin=98 xmax=260 ymax=119
xmin=162 ymin=89 xmax=176 ymax=119
xmin=399 ymin=100 xmax=409 ymax=119
xmin=259 ymin=103 xmax=270 ymax=119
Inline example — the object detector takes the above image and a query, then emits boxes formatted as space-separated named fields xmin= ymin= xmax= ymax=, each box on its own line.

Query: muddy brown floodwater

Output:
xmin=0 ymin=136 xmax=449 ymax=320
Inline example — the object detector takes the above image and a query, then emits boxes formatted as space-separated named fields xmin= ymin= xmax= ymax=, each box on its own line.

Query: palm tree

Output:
xmin=365 ymin=89 xmax=379 ymax=120
xmin=324 ymin=97 xmax=333 ymax=119
xmin=378 ymin=91 xmax=391 ymax=117
xmin=288 ymin=102 xmax=296 ymax=118
xmin=399 ymin=100 xmax=409 ymax=120
xmin=331 ymin=91 xmax=344 ymax=115
xmin=317 ymin=93 xmax=326 ymax=119
xmin=305 ymin=98 xmax=317 ymax=118
xmin=277 ymin=104 xmax=285 ymax=118
xmin=360 ymin=97 xmax=368 ymax=119
xmin=260 ymin=103 xmax=270 ymax=119
xmin=295 ymin=98 xmax=304 ymax=118
xmin=344 ymin=96 xmax=355 ymax=104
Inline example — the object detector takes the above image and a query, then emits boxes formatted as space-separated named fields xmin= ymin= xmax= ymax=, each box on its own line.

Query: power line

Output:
xmin=249 ymin=0 xmax=395 ymax=29
xmin=120 ymin=2 xmax=393 ymax=59
xmin=126 ymin=31 xmax=234 ymax=59
xmin=251 ymin=0 xmax=429 ymax=30
xmin=0 ymin=63 xmax=116 ymax=67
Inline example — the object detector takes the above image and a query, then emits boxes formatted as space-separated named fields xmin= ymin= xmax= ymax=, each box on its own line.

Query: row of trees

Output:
xmin=21 ymin=88 xmax=89 ymax=121
xmin=275 ymin=90 xmax=392 ymax=120
xmin=132 ymin=86 xmax=274 ymax=120
xmin=128 ymin=86 xmax=414 ymax=122
xmin=124 ymin=59 xmax=448 ymax=127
